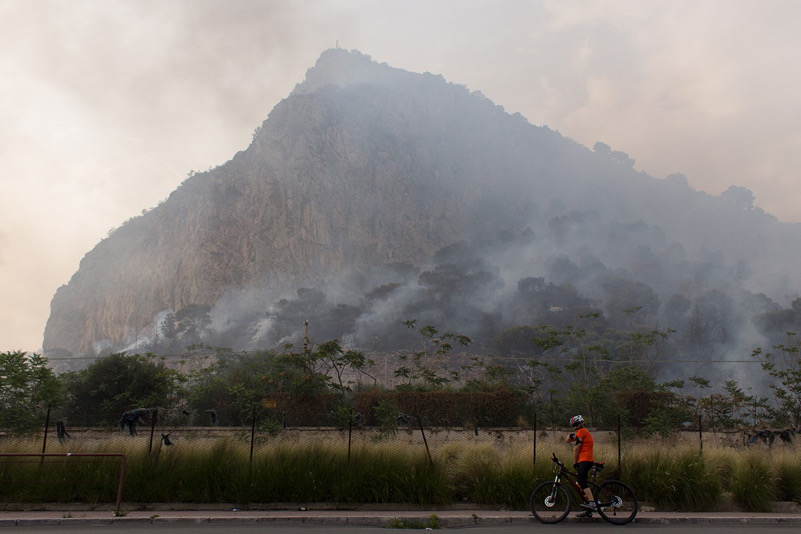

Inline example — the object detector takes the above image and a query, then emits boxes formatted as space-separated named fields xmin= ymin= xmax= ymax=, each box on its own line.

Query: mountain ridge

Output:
xmin=43 ymin=49 xmax=801 ymax=370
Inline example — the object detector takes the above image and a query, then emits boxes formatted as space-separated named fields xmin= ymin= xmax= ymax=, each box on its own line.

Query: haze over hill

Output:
xmin=43 ymin=49 xmax=801 ymax=382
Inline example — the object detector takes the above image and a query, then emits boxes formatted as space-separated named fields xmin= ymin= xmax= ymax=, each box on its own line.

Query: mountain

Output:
xmin=43 ymin=49 xmax=801 ymax=373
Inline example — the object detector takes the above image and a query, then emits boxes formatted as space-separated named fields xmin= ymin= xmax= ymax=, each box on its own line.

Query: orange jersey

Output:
xmin=575 ymin=427 xmax=594 ymax=463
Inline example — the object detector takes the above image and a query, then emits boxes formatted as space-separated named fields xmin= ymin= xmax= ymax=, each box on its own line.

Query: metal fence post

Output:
xmin=698 ymin=414 xmax=703 ymax=454
xmin=148 ymin=409 xmax=157 ymax=454
xmin=42 ymin=405 xmax=51 ymax=454
xmin=617 ymin=414 xmax=622 ymax=479
xmin=532 ymin=412 xmax=537 ymax=471
xmin=347 ymin=409 xmax=353 ymax=465
xmin=416 ymin=413 xmax=433 ymax=468
xmin=250 ymin=404 xmax=257 ymax=464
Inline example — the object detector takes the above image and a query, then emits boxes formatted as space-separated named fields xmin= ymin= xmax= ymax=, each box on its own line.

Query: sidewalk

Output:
xmin=2 ymin=508 xmax=801 ymax=527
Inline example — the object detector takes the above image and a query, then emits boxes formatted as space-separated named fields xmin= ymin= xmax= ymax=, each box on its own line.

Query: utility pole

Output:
xmin=303 ymin=320 xmax=309 ymax=354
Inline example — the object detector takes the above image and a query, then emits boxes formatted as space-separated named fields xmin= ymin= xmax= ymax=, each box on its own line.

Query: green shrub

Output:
xmin=625 ymin=449 xmax=721 ymax=511
xmin=731 ymin=453 xmax=776 ymax=512
xmin=448 ymin=445 xmax=533 ymax=507
xmin=248 ymin=442 xmax=448 ymax=505
xmin=772 ymin=451 xmax=801 ymax=503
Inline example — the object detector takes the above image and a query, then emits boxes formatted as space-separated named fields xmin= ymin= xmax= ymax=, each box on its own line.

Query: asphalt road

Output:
xmin=4 ymin=524 xmax=801 ymax=534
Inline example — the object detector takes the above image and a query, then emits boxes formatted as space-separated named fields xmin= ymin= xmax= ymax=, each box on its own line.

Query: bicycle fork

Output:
xmin=545 ymin=473 xmax=562 ymax=506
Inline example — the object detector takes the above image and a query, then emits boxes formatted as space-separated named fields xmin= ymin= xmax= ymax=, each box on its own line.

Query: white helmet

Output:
xmin=570 ymin=415 xmax=584 ymax=427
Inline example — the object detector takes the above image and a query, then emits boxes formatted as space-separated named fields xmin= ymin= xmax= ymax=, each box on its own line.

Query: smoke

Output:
xmin=104 ymin=115 xmax=799 ymax=396
xmin=40 ymin=38 xmax=801 ymax=403
xmin=145 ymin=206 xmax=779 ymax=360
xmin=6 ymin=1 xmax=801 ymax=355
xmin=87 ymin=189 xmax=794 ymax=399
xmin=0 ymin=230 xmax=6 ymax=266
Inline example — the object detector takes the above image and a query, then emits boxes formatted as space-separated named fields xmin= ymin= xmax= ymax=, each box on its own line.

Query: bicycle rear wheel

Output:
xmin=530 ymin=481 xmax=571 ymax=524
xmin=596 ymin=480 xmax=638 ymax=525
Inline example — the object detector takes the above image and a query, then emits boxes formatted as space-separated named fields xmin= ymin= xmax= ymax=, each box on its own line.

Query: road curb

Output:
xmin=3 ymin=512 xmax=801 ymax=528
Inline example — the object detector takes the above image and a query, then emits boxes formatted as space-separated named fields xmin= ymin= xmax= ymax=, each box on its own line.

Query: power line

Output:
xmin=40 ymin=352 xmax=772 ymax=365
xmin=507 ymin=358 xmax=767 ymax=364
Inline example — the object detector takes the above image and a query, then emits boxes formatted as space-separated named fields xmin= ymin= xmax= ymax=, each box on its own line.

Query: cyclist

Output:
xmin=567 ymin=415 xmax=595 ymax=516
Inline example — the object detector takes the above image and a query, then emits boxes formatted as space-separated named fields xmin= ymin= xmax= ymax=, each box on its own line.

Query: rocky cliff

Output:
xmin=43 ymin=49 xmax=801 ymax=366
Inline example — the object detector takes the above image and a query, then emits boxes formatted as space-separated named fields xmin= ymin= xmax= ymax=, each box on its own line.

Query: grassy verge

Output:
xmin=774 ymin=450 xmax=801 ymax=504
xmin=728 ymin=452 xmax=776 ymax=512
xmin=1 ymin=436 xmax=799 ymax=509
xmin=624 ymin=447 xmax=721 ymax=511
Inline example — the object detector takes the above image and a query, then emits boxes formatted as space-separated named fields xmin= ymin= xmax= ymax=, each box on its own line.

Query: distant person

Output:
xmin=119 ymin=408 xmax=150 ymax=436
xmin=567 ymin=414 xmax=595 ymax=516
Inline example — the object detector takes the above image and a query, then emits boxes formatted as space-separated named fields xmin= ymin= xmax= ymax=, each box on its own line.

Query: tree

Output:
xmin=754 ymin=298 xmax=801 ymax=340
xmin=742 ymin=387 xmax=772 ymax=428
xmin=693 ymin=380 xmax=764 ymax=429
xmin=615 ymin=327 xmax=672 ymax=371
xmin=311 ymin=340 xmax=375 ymax=392
xmin=188 ymin=349 xmax=279 ymax=426
xmin=752 ymin=334 xmax=801 ymax=427
xmin=663 ymin=294 xmax=691 ymax=331
xmin=160 ymin=312 xmax=178 ymax=347
xmin=494 ymin=325 xmax=542 ymax=358
xmin=513 ymin=276 xmax=597 ymax=328
xmin=688 ymin=375 xmax=711 ymax=416
xmin=696 ymin=290 xmax=736 ymax=345
xmin=63 ymin=353 xmax=185 ymax=427
xmin=526 ymin=320 xmax=609 ymax=423
xmin=0 ymin=351 xmax=63 ymax=431
xmin=174 ymin=304 xmax=213 ymax=344
xmin=666 ymin=173 xmax=690 ymax=187
xmin=600 ymin=277 xmax=660 ymax=329
xmin=394 ymin=320 xmax=472 ymax=389
xmin=592 ymin=142 xmax=634 ymax=166
xmin=720 ymin=379 xmax=749 ymax=427
xmin=593 ymin=142 xmax=611 ymax=155
xmin=720 ymin=185 xmax=755 ymax=211
xmin=596 ymin=366 xmax=664 ymax=429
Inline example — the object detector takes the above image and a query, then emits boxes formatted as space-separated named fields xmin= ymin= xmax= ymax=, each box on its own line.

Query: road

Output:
xmin=3 ymin=523 xmax=800 ymax=533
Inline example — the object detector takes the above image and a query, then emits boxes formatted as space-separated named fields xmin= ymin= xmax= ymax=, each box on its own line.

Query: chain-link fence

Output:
xmin=8 ymin=406 xmax=797 ymax=473
xmin=3 ymin=406 xmax=800 ymax=509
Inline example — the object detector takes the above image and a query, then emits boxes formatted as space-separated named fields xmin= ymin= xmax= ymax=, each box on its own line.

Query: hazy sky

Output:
xmin=2 ymin=0 xmax=801 ymax=353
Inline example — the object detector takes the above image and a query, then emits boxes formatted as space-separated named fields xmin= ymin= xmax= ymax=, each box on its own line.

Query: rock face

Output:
xmin=43 ymin=49 xmax=801 ymax=365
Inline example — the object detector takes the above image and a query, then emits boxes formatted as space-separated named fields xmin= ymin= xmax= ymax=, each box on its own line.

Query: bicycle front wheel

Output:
xmin=596 ymin=480 xmax=638 ymax=525
xmin=530 ymin=481 xmax=571 ymax=524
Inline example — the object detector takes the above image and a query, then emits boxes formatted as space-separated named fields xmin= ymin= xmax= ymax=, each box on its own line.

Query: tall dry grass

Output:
xmin=1 ymin=432 xmax=799 ymax=509
xmin=623 ymin=446 xmax=722 ymax=511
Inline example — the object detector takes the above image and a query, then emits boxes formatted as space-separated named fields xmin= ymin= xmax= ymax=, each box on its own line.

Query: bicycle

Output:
xmin=530 ymin=453 xmax=638 ymax=525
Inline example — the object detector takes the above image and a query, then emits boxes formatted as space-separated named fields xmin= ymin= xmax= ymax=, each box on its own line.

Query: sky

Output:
xmin=2 ymin=0 xmax=801 ymax=353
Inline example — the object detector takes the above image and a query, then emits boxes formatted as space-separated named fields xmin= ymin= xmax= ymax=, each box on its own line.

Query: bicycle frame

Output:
xmin=548 ymin=454 xmax=604 ymax=503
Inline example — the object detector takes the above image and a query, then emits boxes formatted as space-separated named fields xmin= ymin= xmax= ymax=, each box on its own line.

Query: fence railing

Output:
xmin=5 ymin=411 xmax=798 ymax=480
xmin=0 ymin=453 xmax=126 ymax=514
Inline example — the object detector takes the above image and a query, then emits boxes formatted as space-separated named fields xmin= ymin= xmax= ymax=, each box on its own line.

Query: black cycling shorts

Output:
xmin=576 ymin=461 xmax=593 ymax=489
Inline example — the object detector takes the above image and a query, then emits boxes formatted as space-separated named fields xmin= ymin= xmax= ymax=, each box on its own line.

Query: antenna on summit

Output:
xmin=336 ymin=40 xmax=340 ymax=49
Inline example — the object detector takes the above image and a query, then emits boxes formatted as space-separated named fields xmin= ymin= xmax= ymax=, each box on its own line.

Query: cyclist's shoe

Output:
xmin=578 ymin=501 xmax=597 ymax=517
